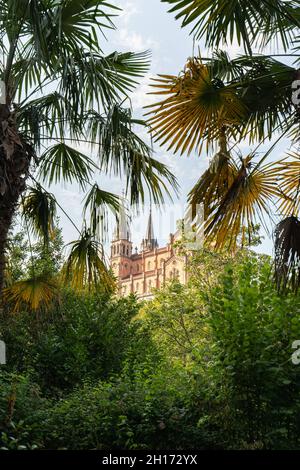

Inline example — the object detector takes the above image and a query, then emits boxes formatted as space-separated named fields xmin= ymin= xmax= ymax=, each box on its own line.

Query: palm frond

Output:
xmin=161 ymin=0 xmax=299 ymax=54
xmin=234 ymin=56 xmax=295 ymax=143
xmin=43 ymin=0 xmax=118 ymax=54
xmin=22 ymin=186 xmax=57 ymax=245
xmin=85 ymin=105 xmax=179 ymax=204
xmin=201 ymin=53 xmax=296 ymax=143
xmin=188 ymin=148 xmax=236 ymax=220
xmin=14 ymin=0 xmax=118 ymax=66
xmin=274 ymin=216 xmax=300 ymax=293
xmin=38 ymin=143 xmax=97 ymax=191
xmin=3 ymin=274 xmax=59 ymax=312
xmin=276 ymin=152 xmax=300 ymax=216
xmin=18 ymin=91 xmax=80 ymax=149
xmin=11 ymin=55 xmax=49 ymax=101
xmin=58 ymin=50 xmax=151 ymax=116
xmin=83 ymin=185 xmax=120 ymax=240
xmin=63 ymin=230 xmax=115 ymax=292
xmin=205 ymin=156 xmax=279 ymax=251
xmin=146 ymin=58 xmax=246 ymax=155
xmin=147 ymin=54 xmax=296 ymax=155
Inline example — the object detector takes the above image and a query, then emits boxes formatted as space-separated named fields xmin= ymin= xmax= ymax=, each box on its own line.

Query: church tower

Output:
xmin=110 ymin=198 xmax=133 ymax=279
xmin=110 ymin=203 xmax=188 ymax=300
xmin=141 ymin=209 xmax=158 ymax=252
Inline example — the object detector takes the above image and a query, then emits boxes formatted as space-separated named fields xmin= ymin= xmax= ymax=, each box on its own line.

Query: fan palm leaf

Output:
xmin=22 ymin=186 xmax=57 ymax=245
xmin=205 ymin=156 xmax=280 ymax=250
xmin=161 ymin=0 xmax=299 ymax=53
xmin=276 ymin=152 xmax=300 ymax=216
xmin=147 ymin=54 xmax=296 ymax=156
xmin=188 ymin=133 xmax=236 ymax=219
xmin=18 ymin=92 xmax=80 ymax=148
xmin=233 ymin=56 xmax=296 ymax=143
xmin=3 ymin=274 xmax=59 ymax=312
xmin=274 ymin=216 xmax=300 ymax=293
xmin=57 ymin=50 xmax=151 ymax=116
xmin=85 ymin=105 xmax=179 ymax=204
xmin=146 ymin=58 xmax=246 ymax=155
xmin=83 ymin=185 xmax=120 ymax=240
xmin=63 ymin=230 xmax=115 ymax=292
xmin=38 ymin=143 xmax=97 ymax=191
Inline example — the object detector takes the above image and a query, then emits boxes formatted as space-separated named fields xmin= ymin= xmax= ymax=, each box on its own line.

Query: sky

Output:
xmin=53 ymin=0 xmax=292 ymax=257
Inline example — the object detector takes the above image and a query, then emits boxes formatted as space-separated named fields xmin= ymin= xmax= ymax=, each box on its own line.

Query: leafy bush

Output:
xmin=141 ymin=281 xmax=209 ymax=368
xmin=206 ymin=256 xmax=300 ymax=449
xmin=37 ymin=363 xmax=214 ymax=450
xmin=1 ymin=291 xmax=146 ymax=394
xmin=0 ymin=371 xmax=46 ymax=449
xmin=2 ymin=252 xmax=300 ymax=449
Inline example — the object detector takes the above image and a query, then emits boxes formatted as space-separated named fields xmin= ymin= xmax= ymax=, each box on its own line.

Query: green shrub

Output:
xmin=1 ymin=291 xmax=145 ymax=394
xmin=206 ymin=256 xmax=300 ymax=449
xmin=2 ymin=252 xmax=300 ymax=450
xmin=39 ymin=363 xmax=214 ymax=450
xmin=0 ymin=371 xmax=46 ymax=449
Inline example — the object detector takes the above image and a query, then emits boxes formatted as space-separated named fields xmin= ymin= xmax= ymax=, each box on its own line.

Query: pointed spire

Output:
xmin=146 ymin=208 xmax=154 ymax=242
xmin=141 ymin=208 xmax=158 ymax=252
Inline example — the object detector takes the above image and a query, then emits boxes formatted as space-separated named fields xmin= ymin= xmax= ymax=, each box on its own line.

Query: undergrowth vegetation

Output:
xmin=1 ymin=250 xmax=300 ymax=450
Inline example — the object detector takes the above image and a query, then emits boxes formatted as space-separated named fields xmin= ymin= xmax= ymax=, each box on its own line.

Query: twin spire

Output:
xmin=113 ymin=199 xmax=158 ymax=252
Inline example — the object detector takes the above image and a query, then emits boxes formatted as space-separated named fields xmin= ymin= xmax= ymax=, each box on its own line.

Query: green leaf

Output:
xmin=38 ymin=143 xmax=97 ymax=190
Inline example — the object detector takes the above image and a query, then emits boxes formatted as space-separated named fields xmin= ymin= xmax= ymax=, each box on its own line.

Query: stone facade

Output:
xmin=110 ymin=206 xmax=188 ymax=300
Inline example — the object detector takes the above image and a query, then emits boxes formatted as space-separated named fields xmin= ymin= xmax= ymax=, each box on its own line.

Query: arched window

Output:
xmin=136 ymin=264 xmax=139 ymax=272
xmin=147 ymin=261 xmax=151 ymax=270
xmin=122 ymin=245 xmax=125 ymax=255
xmin=117 ymin=245 xmax=119 ymax=254
xmin=126 ymin=247 xmax=129 ymax=256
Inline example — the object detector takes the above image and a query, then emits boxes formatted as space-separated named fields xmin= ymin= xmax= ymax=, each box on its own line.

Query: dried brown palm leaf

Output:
xmin=188 ymin=135 xmax=236 ymax=219
xmin=145 ymin=58 xmax=246 ymax=155
xmin=274 ymin=216 xmax=300 ymax=293
xmin=205 ymin=156 xmax=280 ymax=251
xmin=276 ymin=152 xmax=300 ymax=216
xmin=3 ymin=274 xmax=59 ymax=312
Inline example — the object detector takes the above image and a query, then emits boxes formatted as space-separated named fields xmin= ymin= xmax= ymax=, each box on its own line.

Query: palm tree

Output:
xmin=0 ymin=1 xmax=178 ymax=301
xmin=146 ymin=0 xmax=300 ymax=290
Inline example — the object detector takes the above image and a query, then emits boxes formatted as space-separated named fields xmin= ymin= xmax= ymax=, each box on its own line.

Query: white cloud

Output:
xmin=130 ymin=73 xmax=155 ymax=110
xmin=117 ymin=1 xmax=139 ymax=26
xmin=116 ymin=28 xmax=159 ymax=52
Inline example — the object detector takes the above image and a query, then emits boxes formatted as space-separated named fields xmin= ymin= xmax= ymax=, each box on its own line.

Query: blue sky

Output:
xmin=54 ymin=0 xmax=292 ymax=256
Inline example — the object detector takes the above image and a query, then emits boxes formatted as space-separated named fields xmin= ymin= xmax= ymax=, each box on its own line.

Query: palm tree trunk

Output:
xmin=0 ymin=104 xmax=32 ymax=295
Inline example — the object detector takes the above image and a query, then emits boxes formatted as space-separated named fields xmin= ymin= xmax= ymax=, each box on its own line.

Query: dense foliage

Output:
xmin=1 ymin=250 xmax=300 ymax=450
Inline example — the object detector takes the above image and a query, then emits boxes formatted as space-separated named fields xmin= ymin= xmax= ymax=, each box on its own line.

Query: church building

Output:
xmin=110 ymin=205 xmax=188 ymax=300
